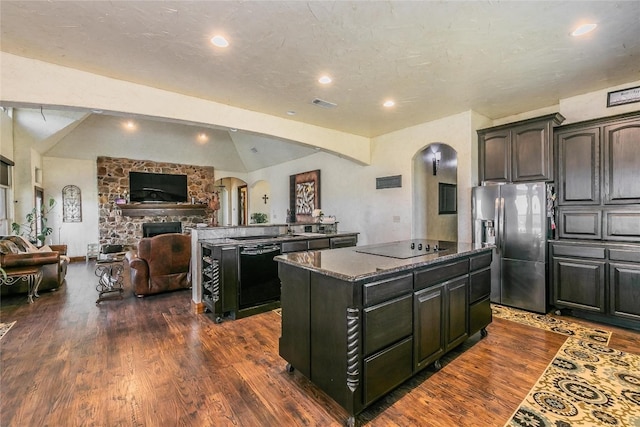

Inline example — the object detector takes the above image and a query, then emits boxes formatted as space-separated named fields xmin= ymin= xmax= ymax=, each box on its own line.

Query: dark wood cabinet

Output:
xmin=413 ymin=284 xmax=445 ymax=371
xmin=478 ymin=113 xmax=564 ymax=183
xmin=554 ymin=113 xmax=640 ymax=241
xmin=609 ymin=262 xmax=640 ymax=321
xmin=551 ymin=241 xmax=640 ymax=329
xmin=277 ymin=247 xmax=492 ymax=424
xmin=479 ymin=129 xmax=510 ymax=182
xmin=556 ymin=126 xmax=601 ymax=205
xmin=603 ymin=118 xmax=640 ymax=204
xmin=553 ymin=256 xmax=606 ymax=313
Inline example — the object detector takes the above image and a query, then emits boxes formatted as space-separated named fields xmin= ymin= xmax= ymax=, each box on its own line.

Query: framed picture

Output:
xmin=289 ymin=169 xmax=320 ymax=223
xmin=438 ymin=183 xmax=457 ymax=214
xmin=607 ymin=86 xmax=640 ymax=107
xmin=62 ymin=185 xmax=82 ymax=222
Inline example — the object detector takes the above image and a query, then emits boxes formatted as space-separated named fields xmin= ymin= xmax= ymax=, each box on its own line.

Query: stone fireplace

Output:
xmin=97 ymin=156 xmax=214 ymax=248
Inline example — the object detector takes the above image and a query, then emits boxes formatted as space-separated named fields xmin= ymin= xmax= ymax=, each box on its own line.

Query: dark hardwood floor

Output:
xmin=1 ymin=261 xmax=638 ymax=426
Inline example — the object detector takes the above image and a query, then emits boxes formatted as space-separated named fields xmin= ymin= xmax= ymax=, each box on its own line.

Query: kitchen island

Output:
xmin=275 ymin=240 xmax=493 ymax=426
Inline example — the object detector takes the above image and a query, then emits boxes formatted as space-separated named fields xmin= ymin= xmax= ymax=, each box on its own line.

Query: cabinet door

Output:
xmin=413 ymin=285 xmax=445 ymax=371
xmin=556 ymin=126 xmax=601 ymax=205
xmin=445 ymin=276 xmax=469 ymax=351
xmin=511 ymin=120 xmax=554 ymax=182
xmin=479 ymin=129 xmax=510 ymax=183
xmin=553 ymin=257 xmax=606 ymax=313
xmin=609 ymin=262 xmax=640 ymax=321
xmin=557 ymin=208 xmax=602 ymax=240
xmin=603 ymin=118 xmax=640 ymax=204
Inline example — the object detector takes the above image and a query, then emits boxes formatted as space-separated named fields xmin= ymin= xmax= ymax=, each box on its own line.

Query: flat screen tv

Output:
xmin=129 ymin=172 xmax=188 ymax=203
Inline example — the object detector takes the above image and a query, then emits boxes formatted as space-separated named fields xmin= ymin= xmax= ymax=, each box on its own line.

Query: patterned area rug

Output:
xmin=492 ymin=304 xmax=611 ymax=344
xmin=505 ymin=338 xmax=640 ymax=427
xmin=0 ymin=321 xmax=16 ymax=340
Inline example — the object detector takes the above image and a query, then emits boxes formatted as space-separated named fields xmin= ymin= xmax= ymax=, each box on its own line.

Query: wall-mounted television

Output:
xmin=129 ymin=172 xmax=188 ymax=203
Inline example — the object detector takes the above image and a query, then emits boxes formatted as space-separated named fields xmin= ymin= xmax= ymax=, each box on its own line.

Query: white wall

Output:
xmin=43 ymin=157 xmax=98 ymax=256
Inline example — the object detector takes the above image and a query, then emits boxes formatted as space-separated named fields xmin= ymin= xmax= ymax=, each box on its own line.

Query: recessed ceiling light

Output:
xmin=123 ymin=120 xmax=136 ymax=130
xmin=197 ymin=133 xmax=209 ymax=143
xmin=571 ymin=23 xmax=597 ymax=36
xmin=229 ymin=128 xmax=238 ymax=132
xmin=383 ymin=100 xmax=395 ymax=108
xmin=287 ymin=111 xmax=296 ymax=116
xmin=210 ymin=35 xmax=229 ymax=48
xmin=318 ymin=75 xmax=332 ymax=84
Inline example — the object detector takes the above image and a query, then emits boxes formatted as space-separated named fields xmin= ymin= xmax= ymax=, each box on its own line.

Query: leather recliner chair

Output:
xmin=125 ymin=233 xmax=191 ymax=297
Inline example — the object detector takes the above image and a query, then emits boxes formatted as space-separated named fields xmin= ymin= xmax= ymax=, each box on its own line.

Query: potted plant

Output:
xmin=250 ymin=212 xmax=268 ymax=224
xmin=11 ymin=198 xmax=56 ymax=246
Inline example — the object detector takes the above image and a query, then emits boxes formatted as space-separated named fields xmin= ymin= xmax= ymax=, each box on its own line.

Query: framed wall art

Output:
xmin=289 ymin=169 xmax=320 ymax=223
xmin=607 ymin=86 xmax=640 ymax=107
xmin=438 ymin=183 xmax=457 ymax=214
xmin=62 ymin=185 xmax=82 ymax=222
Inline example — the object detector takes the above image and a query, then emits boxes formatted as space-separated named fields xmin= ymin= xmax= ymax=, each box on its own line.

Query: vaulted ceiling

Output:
xmin=2 ymin=1 xmax=639 ymax=171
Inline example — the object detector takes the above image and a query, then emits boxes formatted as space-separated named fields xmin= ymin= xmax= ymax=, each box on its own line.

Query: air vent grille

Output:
xmin=312 ymin=98 xmax=337 ymax=109
xmin=376 ymin=175 xmax=402 ymax=189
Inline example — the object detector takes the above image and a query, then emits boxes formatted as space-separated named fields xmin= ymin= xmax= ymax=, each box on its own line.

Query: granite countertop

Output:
xmin=199 ymin=232 xmax=359 ymax=246
xmin=275 ymin=240 xmax=493 ymax=281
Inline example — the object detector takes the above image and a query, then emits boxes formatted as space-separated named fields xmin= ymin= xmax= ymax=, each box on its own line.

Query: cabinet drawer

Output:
xmin=552 ymin=244 xmax=606 ymax=259
xmin=363 ymin=337 xmax=413 ymax=406
xmin=469 ymin=267 xmax=491 ymax=303
xmin=307 ymin=238 xmax=330 ymax=250
xmin=281 ymin=241 xmax=308 ymax=253
xmin=330 ymin=236 xmax=357 ymax=249
xmin=470 ymin=252 xmax=492 ymax=271
xmin=363 ymin=274 xmax=413 ymax=306
xmin=469 ymin=297 xmax=492 ymax=336
xmin=609 ymin=248 xmax=640 ymax=263
xmin=363 ymin=294 xmax=413 ymax=356
xmin=414 ymin=259 xmax=469 ymax=290
xmin=603 ymin=209 xmax=640 ymax=242
xmin=558 ymin=208 xmax=602 ymax=240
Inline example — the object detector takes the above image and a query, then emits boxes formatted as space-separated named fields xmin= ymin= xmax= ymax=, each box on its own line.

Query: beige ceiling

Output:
xmin=2 ymin=1 xmax=640 ymax=169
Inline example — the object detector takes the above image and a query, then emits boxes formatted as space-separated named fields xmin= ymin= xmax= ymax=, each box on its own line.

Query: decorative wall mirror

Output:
xmin=62 ymin=185 xmax=82 ymax=222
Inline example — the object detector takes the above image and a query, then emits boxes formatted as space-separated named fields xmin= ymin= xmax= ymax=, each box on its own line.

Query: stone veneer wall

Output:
xmin=97 ymin=156 xmax=214 ymax=248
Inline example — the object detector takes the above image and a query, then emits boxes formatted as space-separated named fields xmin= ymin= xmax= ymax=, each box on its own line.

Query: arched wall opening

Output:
xmin=412 ymin=143 xmax=458 ymax=241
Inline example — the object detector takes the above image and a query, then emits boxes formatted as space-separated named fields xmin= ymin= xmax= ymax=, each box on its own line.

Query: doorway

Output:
xmin=412 ymin=144 xmax=458 ymax=241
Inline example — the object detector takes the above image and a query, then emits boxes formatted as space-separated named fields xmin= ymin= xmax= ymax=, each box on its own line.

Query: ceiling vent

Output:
xmin=312 ymin=98 xmax=337 ymax=109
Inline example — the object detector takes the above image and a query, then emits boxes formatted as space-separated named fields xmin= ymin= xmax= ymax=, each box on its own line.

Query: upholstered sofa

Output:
xmin=125 ymin=233 xmax=191 ymax=297
xmin=0 ymin=236 xmax=69 ymax=295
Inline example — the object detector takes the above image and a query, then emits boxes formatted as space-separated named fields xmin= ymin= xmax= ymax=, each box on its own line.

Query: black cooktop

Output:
xmin=355 ymin=240 xmax=449 ymax=259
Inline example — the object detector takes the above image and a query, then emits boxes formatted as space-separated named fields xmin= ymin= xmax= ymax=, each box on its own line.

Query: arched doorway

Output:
xmin=412 ymin=143 xmax=458 ymax=241
xmin=213 ymin=177 xmax=248 ymax=226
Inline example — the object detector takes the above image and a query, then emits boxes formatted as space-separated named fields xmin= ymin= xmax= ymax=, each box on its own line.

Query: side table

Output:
xmin=95 ymin=257 xmax=125 ymax=304
xmin=1 ymin=266 xmax=43 ymax=304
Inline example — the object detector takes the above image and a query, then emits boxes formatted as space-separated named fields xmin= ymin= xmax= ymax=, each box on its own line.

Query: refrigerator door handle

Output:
xmin=494 ymin=197 xmax=501 ymax=254
xmin=499 ymin=197 xmax=505 ymax=254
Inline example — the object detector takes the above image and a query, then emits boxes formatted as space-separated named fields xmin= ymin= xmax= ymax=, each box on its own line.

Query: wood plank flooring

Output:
xmin=1 ymin=261 xmax=638 ymax=426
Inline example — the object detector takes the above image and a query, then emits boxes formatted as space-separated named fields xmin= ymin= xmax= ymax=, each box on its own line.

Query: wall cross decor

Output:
xmin=262 ymin=194 xmax=269 ymax=204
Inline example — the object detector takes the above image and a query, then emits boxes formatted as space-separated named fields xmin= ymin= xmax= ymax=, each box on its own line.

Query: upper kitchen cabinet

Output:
xmin=556 ymin=113 xmax=640 ymax=206
xmin=603 ymin=117 xmax=640 ymax=204
xmin=478 ymin=113 xmax=565 ymax=183
xmin=556 ymin=126 xmax=601 ymax=205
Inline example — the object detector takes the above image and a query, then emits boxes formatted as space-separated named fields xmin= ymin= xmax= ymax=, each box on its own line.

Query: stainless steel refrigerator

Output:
xmin=472 ymin=182 xmax=550 ymax=313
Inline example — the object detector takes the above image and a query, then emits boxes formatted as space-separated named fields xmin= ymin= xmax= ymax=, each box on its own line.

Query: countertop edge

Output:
xmin=275 ymin=244 xmax=493 ymax=282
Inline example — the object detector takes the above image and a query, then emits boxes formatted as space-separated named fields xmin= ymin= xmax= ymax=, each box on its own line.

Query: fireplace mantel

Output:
xmin=119 ymin=203 xmax=208 ymax=217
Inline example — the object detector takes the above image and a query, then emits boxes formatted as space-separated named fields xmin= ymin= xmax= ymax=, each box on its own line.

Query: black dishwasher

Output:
xmin=238 ymin=243 xmax=282 ymax=309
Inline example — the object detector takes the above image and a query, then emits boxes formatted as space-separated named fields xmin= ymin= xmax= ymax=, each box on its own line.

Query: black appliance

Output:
xmin=129 ymin=171 xmax=188 ymax=203
xmin=142 ymin=221 xmax=182 ymax=237
xmin=238 ymin=243 xmax=281 ymax=309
